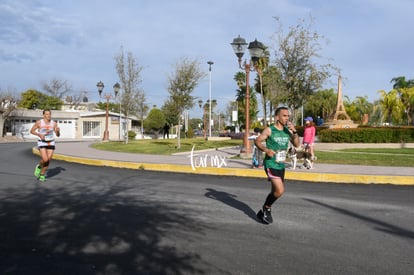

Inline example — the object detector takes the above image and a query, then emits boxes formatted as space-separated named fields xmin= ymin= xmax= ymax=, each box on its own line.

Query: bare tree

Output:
xmin=166 ymin=57 xmax=205 ymax=148
xmin=42 ymin=78 xmax=72 ymax=99
xmin=114 ymin=47 xmax=146 ymax=143
xmin=0 ymin=91 xmax=18 ymax=137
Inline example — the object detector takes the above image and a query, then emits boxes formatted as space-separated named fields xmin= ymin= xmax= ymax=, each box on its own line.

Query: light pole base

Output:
xmin=239 ymin=152 xmax=252 ymax=159
xmin=102 ymin=131 xmax=109 ymax=142
xmin=239 ymin=145 xmax=252 ymax=159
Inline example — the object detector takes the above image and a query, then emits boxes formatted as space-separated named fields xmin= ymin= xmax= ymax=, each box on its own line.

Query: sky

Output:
xmin=1 ymin=0 xmax=413 ymax=118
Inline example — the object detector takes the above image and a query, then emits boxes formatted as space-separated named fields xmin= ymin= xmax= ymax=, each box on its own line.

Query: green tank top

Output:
xmin=264 ymin=124 xmax=291 ymax=169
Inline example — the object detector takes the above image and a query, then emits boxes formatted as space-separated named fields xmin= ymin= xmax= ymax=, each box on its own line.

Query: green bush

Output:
xmin=187 ymin=127 xmax=194 ymax=138
xmin=318 ymin=127 xmax=414 ymax=143
xmin=128 ymin=130 xmax=137 ymax=139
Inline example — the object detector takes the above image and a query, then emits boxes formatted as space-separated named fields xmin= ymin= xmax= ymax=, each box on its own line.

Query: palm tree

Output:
xmin=391 ymin=76 xmax=414 ymax=89
xmin=391 ymin=76 xmax=414 ymax=125
xmin=353 ymin=96 xmax=373 ymax=124
xmin=234 ymin=72 xmax=258 ymax=130
xmin=378 ymin=89 xmax=402 ymax=125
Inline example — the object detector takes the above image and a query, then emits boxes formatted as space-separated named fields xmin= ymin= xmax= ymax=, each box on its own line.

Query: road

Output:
xmin=0 ymin=143 xmax=413 ymax=275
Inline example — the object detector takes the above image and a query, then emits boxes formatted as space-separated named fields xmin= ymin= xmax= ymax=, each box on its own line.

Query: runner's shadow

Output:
xmin=205 ymin=188 xmax=257 ymax=221
xmin=47 ymin=166 xmax=66 ymax=178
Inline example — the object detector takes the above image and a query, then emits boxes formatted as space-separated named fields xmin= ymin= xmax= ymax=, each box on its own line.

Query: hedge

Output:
xmin=317 ymin=127 xmax=414 ymax=143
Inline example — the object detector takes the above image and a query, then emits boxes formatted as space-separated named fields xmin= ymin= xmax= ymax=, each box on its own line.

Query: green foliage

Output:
xmin=128 ymin=130 xmax=137 ymax=139
xmin=186 ymin=127 xmax=194 ymax=138
xmin=167 ymin=57 xmax=205 ymax=115
xmin=144 ymin=108 xmax=166 ymax=132
xmin=318 ymin=127 xmax=414 ymax=143
xmin=234 ymin=71 xmax=258 ymax=128
xmin=96 ymin=101 xmax=120 ymax=112
xmin=161 ymin=98 xmax=179 ymax=126
xmin=19 ymin=89 xmax=63 ymax=110
xmin=304 ymin=89 xmax=336 ymax=121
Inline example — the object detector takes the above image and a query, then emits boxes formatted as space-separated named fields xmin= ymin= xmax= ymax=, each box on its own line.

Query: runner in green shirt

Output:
xmin=254 ymin=106 xmax=300 ymax=224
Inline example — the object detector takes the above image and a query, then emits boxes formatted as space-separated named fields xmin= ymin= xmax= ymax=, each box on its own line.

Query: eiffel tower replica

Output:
xmin=324 ymin=74 xmax=358 ymax=128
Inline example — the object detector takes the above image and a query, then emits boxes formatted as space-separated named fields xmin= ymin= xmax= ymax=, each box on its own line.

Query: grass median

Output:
xmin=92 ymin=139 xmax=414 ymax=167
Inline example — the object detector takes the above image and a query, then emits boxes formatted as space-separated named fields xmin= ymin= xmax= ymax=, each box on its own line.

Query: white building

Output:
xmin=8 ymin=108 xmax=136 ymax=141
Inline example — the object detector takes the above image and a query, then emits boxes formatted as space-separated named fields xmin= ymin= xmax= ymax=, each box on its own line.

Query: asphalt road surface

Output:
xmin=1 ymin=143 xmax=413 ymax=275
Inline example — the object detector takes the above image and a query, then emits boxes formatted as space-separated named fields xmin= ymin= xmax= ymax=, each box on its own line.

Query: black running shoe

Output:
xmin=256 ymin=209 xmax=264 ymax=222
xmin=262 ymin=206 xmax=273 ymax=224
xmin=257 ymin=206 xmax=273 ymax=224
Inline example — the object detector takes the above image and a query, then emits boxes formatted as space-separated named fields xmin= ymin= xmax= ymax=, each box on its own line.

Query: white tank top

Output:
xmin=37 ymin=119 xmax=56 ymax=147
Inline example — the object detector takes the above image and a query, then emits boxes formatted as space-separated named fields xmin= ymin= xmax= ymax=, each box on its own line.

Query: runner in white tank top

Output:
xmin=30 ymin=109 xmax=60 ymax=182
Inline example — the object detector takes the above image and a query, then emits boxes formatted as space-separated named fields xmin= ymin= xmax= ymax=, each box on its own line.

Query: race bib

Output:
xmin=275 ymin=150 xmax=287 ymax=162
xmin=44 ymin=131 xmax=54 ymax=142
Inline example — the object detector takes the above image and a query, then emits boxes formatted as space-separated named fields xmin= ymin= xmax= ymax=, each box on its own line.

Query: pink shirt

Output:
xmin=303 ymin=126 xmax=316 ymax=144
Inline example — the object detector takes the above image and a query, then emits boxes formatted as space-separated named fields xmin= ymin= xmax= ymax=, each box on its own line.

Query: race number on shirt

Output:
xmin=275 ymin=150 xmax=287 ymax=162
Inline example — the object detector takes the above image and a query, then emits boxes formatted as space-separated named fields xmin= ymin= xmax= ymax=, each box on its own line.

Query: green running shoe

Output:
xmin=38 ymin=175 xmax=46 ymax=182
xmin=34 ymin=165 xmax=41 ymax=178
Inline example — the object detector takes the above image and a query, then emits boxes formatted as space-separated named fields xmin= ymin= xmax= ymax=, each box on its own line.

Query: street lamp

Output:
xmin=231 ymin=35 xmax=265 ymax=155
xmin=207 ymin=61 xmax=214 ymax=137
xmin=198 ymin=99 xmax=206 ymax=138
xmin=198 ymin=98 xmax=216 ymax=139
xmin=96 ymin=81 xmax=121 ymax=141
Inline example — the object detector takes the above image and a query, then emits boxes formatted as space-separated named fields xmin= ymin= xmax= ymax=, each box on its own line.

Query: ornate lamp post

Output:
xmin=207 ymin=61 xmax=214 ymax=137
xmin=231 ymin=35 xmax=265 ymax=155
xmin=96 ymin=81 xmax=121 ymax=141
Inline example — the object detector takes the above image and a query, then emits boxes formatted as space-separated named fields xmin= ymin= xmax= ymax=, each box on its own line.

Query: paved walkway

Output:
xmin=35 ymin=140 xmax=414 ymax=186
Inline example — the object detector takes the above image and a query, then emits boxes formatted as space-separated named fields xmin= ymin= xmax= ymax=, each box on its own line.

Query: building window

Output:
xmin=83 ymin=121 xmax=100 ymax=137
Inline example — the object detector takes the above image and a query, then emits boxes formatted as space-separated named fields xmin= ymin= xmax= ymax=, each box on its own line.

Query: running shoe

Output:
xmin=257 ymin=206 xmax=273 ymax=224
xmin=34 ymin=165 xmax=41 ymax=178
xmin=38 ymin=175 xmax=46 ymax=182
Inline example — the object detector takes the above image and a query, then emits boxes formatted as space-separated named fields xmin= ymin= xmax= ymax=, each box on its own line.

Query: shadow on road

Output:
xmin=304 ymin=198 xmax=414 ymax=240
xmin=0 ymin=182 xmax=211 ymax=274
xmin=47 ymin=166 xmax=66 ymax=178
xmin=205 ymin=188 xmax=258 ymax=221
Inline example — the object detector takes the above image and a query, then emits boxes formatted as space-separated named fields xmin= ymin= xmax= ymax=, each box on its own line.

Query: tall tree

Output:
xmin=272 ymin=16 xmax=337 ymax=122
xmin=114 ymin=47 xmax=146 ymax=143
xmin=378 ymin=89 xmax=402 ymax=125
xmin=19 ymin=89 xmax=63 ymax=110
xmin=166 ymin=57 xmax=205 ymax=148
xmin=391 ymin=76 xmax=414 ymax=125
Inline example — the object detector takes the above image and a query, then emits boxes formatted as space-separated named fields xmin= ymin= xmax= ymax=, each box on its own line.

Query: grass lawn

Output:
xmin=316 ymin=148 xmax=414 ymax=167
xmin=91 ymin=138 xmax=242 ymax=155
xmin=92 ymin=139 xmax=414 ymax=167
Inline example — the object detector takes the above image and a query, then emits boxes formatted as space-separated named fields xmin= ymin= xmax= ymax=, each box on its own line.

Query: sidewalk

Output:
xmin=36 ymin=140 xmax=414 ymax=186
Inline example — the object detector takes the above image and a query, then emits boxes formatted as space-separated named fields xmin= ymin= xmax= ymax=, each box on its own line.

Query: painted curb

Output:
xmin=33 ymin=148 xmax=414 ymax=185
